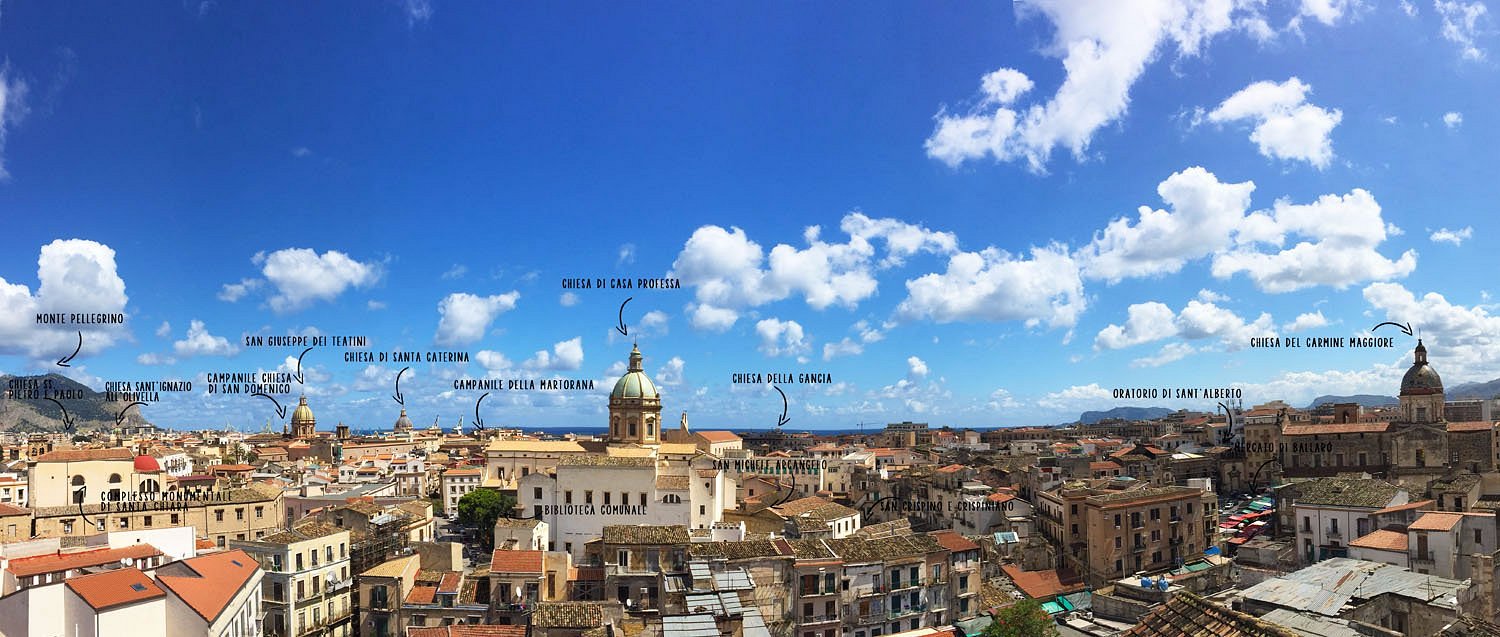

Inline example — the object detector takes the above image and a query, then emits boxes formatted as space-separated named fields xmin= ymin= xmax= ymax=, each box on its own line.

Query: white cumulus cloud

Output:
xmin=1206 ymin=77 xmax=1342 ymax=168
xmin=0 ymin=239 xmax=131 ymax=360
xmin=1430 ymin=226 xmax=1473 ymax=245
xmin=1037 ymin=383 xmax=1113 ymax=411
xmin=228 ymin=248 xmax=382 ymax=313
xmin=1283 ymin=311 xmax=1331 ymax=332
xmin=755 ymin=318 xmax=809 ymax=357
xmin=897 ymin=243 xmax=1086 ymax=329
xmin=1364 ymin=282 xmax=1500 ymax=380
xmin=1444 ymin=111 xmax=1464 ymax=128
xmin=434 ymin=291 xmax=520 ymax=346
xmin=524 ymin=337 xmax=585 ymax=371
xmin=1080 ymin=166 xmax=1255 ymax=282
xmin=1095 ymin=299 xmax=1274 ymax=354
xmin=907 ymin=355 xmax=929 ymax=380
xmin=670 ymin=213 xmax=955 ymax=330
xmin=1132 ymin=342 xmax=1198 ymax=368
xmin=1214 ymin=188 xmax=1416 ymax=293
xmin=823 ymin=338 xmax=864 ymax=361
xmin=173 ymin=320 xmax=238 ymax=357
xmin=925 ymin=0 xmax=1257 ymax=171
xmin=1436 ymin=1 xmax=1489 ymax=60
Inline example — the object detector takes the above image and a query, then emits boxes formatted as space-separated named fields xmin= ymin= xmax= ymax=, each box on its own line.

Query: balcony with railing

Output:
xmin=799 ymin=614 xmax=840 ymax=626
xmin=303 ymin=608 xmax=354 ymax=634
xmin=1132 ymin=543 xmax=1147 ymax=553
xmin=1325 ymin=528 xmax=1342 ymax=540
xmin=799 ymin=583 xmax=840 ymax=597
xmin=493 ymin=601 xmax=538 ymax=612
xmin=1411 ymin=553 xmax=1436 ymax=567
xmin=855 ymin=584 xmax=886 ymax=597
xmin=888 ymin=578 xmax=924 ymax=592
xmin=889 ymin=604 xmax=927 ymax=619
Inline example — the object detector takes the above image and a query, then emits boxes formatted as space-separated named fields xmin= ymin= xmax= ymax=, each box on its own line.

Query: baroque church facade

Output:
xmin=1277 ymin=340 xmax=1495 ymax=486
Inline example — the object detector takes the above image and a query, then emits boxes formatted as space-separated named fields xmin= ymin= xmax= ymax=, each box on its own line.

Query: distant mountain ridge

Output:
xmin=0 ymin=373 xmax=150 ymax=433
xmin=1306 ymin=394 xmax=1398 ymax=409
xmin=1078 ymin=406 xmax=1172 ymax=424
xmin=1449 ymin=379 xmax=1500 ymax=399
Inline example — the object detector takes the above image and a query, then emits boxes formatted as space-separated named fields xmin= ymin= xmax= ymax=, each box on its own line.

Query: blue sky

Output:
xmin=1 ymin=0 xmax=1498 ymax=431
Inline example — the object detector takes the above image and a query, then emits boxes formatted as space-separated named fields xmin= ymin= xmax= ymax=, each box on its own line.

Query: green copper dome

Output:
xmin=611 ymin=344 xmax=659 ymax=400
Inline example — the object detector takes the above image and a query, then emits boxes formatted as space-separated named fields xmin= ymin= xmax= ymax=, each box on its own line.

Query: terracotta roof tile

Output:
xmin=533 ymin=602 xmax=607 ymax=628
xmin=489 ymin=549 xmax=544 ymax=573
xmin=1349 ymin=529 xmax=1409 ymax=552
xmin=1374 ymin=499 xmax=1435 ymax=514
xmin=9 ymin=544 xmax=163 ymax=577
xmin=1283 ymin=422 xmax=1392 ymax=435
xmin=437 ymin=572 xmax=463 ymax=594
xmin=1448 ymin=421 xmax=1496 ymax=432
xmin=155 ymin=549 xmax=261 ymax=624
xmin=406 ymin=585 xmax=437 ymax=605
xmin=601 ymin=525 xmax=691 ymax=545
xmin=655 ymin=475 xmax=691 ymax=490
xmin=999 ymin=564 xmax=1084 ymax=600
xmin=696 ymin=431 xmax=741 ymax=443
xmin=1122 ymin=591 xmax=1297 ymax=637
xmin=36 ymin=448 xmax=134 ymax=463
xmin=0 ymin=502 xmax=30 ymax=516
xmin=409 ymin=627 xmax=528 ymax=637
xmin=1410 ymin=512 xmax=1465 ymax=531
xmin=929 ymin=530 xmax=980 ymax=552
xmin=65 ymin=567 xmax=165 ymax=611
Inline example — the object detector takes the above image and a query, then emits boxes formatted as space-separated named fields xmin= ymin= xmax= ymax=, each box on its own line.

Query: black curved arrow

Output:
xmin=473 ymin=392 xmax=489 ymax=432
xmin=773 ymin=385 xmax=790 ymax=427
xmin=76 ymin=486 xmax=94 ymax=527
xmin=44 ymin=397 xmax=75 ymax=433
xmin=252 ymin=392 xmax=287 ymax=419
xmin=1371 ymin=321 xmax=1413 ymax=336
xmin=860 ymin=495 xmax=902 ymax=519
xmin=616 ymin=297 xmax=633 ymax=337
xmin=393 ymin=366 xmax=410 ymax=406
xmin=116 ymin=401 xmax=148 ymax=427
xmin=774 ymin=469 xmax=799 ymax=506
xmin=57 ymin=331 xmax=82 ymax=367
xmin=294 ymin=346 xmax=314 ymax=384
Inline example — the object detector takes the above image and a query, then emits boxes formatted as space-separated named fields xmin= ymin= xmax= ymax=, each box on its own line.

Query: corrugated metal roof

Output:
xmin=1260 ymin=610 xmax=1366 ymax=637
xmin=662 ymin=615 xmax=721 ymax=637
xmin=689 ymin=562 xmax=713 ymax=581
xmin=714 ymin=569 xmax=754 ymax=591
xmin=1242 ymin=557 xmax=1468 ymax=616
xmin=741 ymin=608 xmax=771 ymax=637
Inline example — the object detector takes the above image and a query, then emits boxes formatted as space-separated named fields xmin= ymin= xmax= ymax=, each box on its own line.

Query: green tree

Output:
xmin=456 ymin=488 xmax=517 ymax=550
xmin=983 ymin=599 xmax=1058 ymax=637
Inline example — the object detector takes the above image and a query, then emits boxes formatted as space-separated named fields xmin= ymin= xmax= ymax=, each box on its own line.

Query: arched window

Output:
xmin=71 ymin=475 xmax=85 ymax=504
xmin=664 ymin=494 xmax=682 ymax=504
xmin=646 ymin=418 xmax=655 ymax=437
xmin=108 ymin=473 xmax=122 ymax=484
xmin=139 ymin=479 xmax=160 ymax=493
